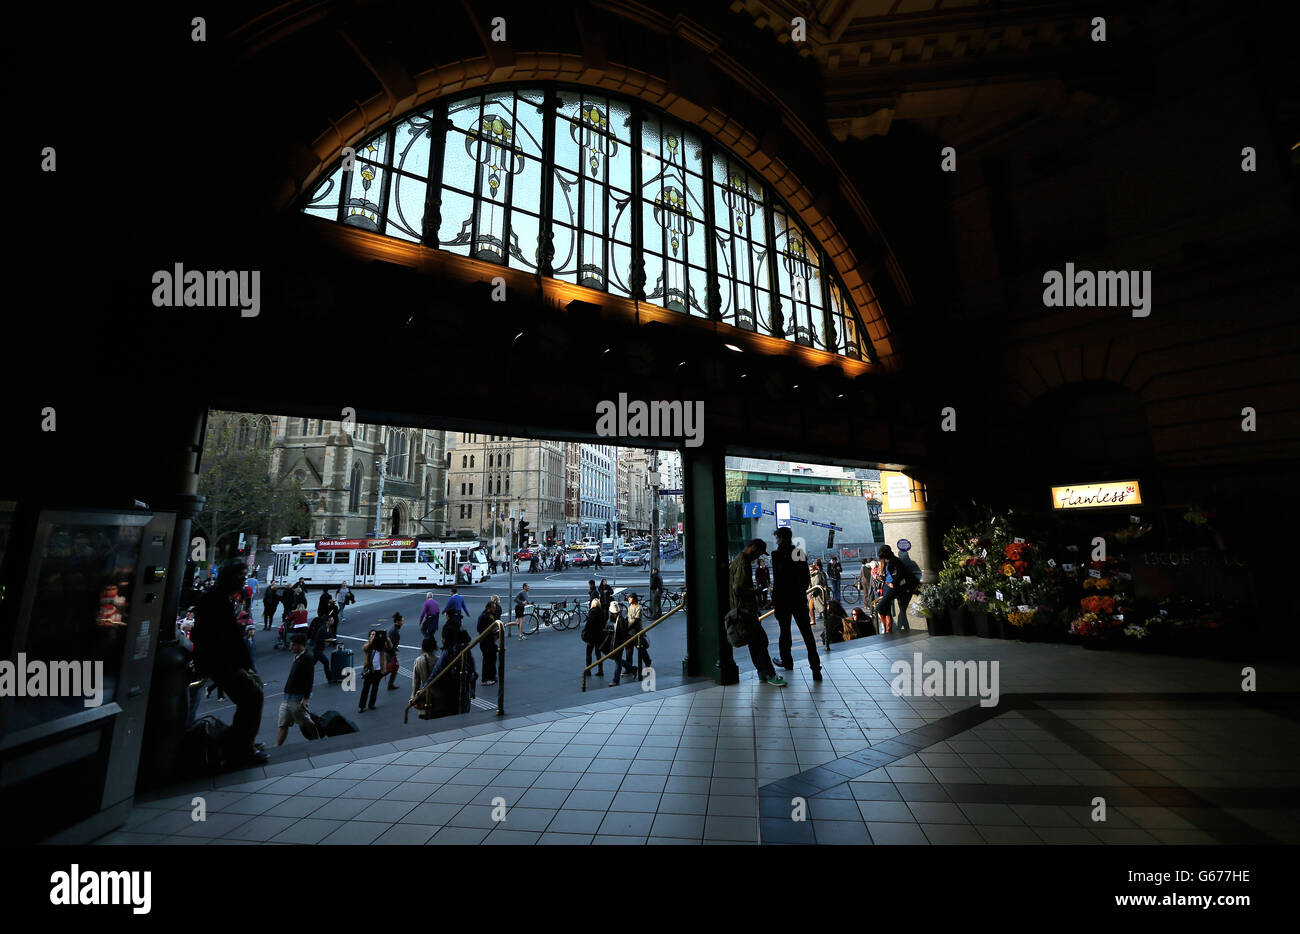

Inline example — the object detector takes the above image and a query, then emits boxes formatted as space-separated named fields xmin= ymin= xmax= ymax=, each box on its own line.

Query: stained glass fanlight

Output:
xmin=301 ymin=84 xmax=879 ymax=362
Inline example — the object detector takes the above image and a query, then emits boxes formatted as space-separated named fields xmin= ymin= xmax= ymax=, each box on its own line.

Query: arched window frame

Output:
xmin=301 ymin=83 xmax=876 ymax=362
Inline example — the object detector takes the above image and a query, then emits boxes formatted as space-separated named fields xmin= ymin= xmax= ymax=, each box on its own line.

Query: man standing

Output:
xmin=771 ymin=527 xmax=823 ymax=681
xmin=649 ymin=568 xmax=663 ymax=618
xmin=728 ymin=539 xmax=785 ymax=686
xmin=419 ymin=592 xmax=441 ymax=642
xmin=261 ymin=582 xmax=279 ymax=631
xmin=409 ymin=637 xmax=439 ymax=719
xmin=478 ymin=597 xmax=501 ymax=687
xmin=828 ymin=556 xmax=843 ymax=603
xmin=307 ymin=611 xmax=334 ymax=682
xmin=275 ymin=633 xmax=316 ymax=746
xmin=193 ymin=561 xmax=268 ymax=765
xmin=386 ymin=613 xmax=405 ymax=690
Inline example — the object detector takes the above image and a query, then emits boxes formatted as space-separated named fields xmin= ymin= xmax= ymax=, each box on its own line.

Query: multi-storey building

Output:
xmin=579 ymin=444 xmax=615 ymax=539
xmin=445 ymin=433 xmax=565 ymax=545
xmin=564 ymin=442 xmax=581 ymax=544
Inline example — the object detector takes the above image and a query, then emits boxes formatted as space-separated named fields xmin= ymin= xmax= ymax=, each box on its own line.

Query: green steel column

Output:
xmin=682 ymin=445 xmax=738 ymax=684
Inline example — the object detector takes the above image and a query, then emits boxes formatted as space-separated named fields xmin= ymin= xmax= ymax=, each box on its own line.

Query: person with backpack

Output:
xmin=581 ymin=597 xmax=607 ymax=678
xmin=726 ymin=539 xmax=785 ymax=686
xmin=876 ymin=545 xmax=917 ymax=634
xmin=192 ymin=561 xmax=267 ymax=765
xmin=419 ymin=592 xmax=441 ymax=642
xmin=771 ymin=527 xmax=822 ymax=681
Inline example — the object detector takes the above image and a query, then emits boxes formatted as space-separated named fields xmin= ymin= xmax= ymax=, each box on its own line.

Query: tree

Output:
xmin=194 ymin=437 xmax=310 ymax=562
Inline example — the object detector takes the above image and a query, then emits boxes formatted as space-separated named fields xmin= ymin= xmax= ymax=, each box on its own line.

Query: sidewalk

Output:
xmin=97 ymin=632 xmax=1300 ymax=844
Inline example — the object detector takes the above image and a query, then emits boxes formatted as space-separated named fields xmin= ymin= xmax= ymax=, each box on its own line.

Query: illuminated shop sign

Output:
xmin=1050 ymin=481 xmax=1142 ymax=510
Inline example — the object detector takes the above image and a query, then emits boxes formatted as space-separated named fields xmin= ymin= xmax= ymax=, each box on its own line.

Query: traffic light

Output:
xmin=605 ymin=521 xmax=611 ymax=537
xmin=518 ymin=520 xmax=530 ymax=543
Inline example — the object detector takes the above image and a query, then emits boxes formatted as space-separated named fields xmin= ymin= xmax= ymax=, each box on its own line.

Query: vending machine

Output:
xmin=0 ymin=506 xmax=177 ymax=843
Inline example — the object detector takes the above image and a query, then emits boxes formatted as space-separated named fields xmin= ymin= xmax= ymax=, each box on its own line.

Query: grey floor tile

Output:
xmin=531 ymin=771 xmax=582 ymax=790
xmin=921 ymin=823 xmax=986 ymax=844
xmin=354 ymin=799 xmax=420 ymax=823
xmin=706 ymin=795 xmax=755 ymax=817
xmin=539 ymin=832 xmax=594 ymax=845
xmin=650 ymin=813 xmax=706 ymax=839
xmin=599 ymin=811 xmax=656 ymax=836
xmin=976 ymin=825 xmax=1040 ymax=845
xmin=1033 ymin=827 xmax=1102 ymax=845
xmin=222 ymin=815 xmax=299 ymax=842
xmin=907 ymin=802 xmax=968 ymax=824
xmin=483 ymin=829 xmax=542 ymax=845
xmin=269 ymin=818 xmax=345 ymax=844
xmin=611 ymin=791 xmax=663 ymax=813
xmin=703 ymin=815 xmax=758 ymax=843
xmin=318 ymin=821 xmax=390 ymax=845
xmin=547 ymin=809 xmax=606 ymax=834
xmin=517 ymin=787 xmax=573 ymax=809
xmin=428 ymin=826 xmax=491 ymax=845
xmin=402 ymin=801 xmax=464 ymax=825
xmin=564 ymin=789 xmax=618 ymax=811
xmin=866 ymin=822 xmax=927 ymax=845
xmin=658 ymin=793 xmax=710 ymax=816
xmin=808 ymin=797 xmax=867 ymax=822
xmin=592 ymin=834 xmax=648 ymax=844
xmin=958 ymin=804 xmax=1024 ymax=826
xmin=813 ymin=820 xmax=873 ymax=845
xmin=857 ymin=800 xmax=915 ymax=822
xmin=575 ymin=772 xmax=625 ymax=791
xmin=494 ymin=807 xmax=558 ymax=832
xmin=264 ymin=796 xmax=330 ymax=819
xmin=424 ymin=784 xmax=483 ymax=804
xmin=849 ymin=782 xmax=902 ymax=801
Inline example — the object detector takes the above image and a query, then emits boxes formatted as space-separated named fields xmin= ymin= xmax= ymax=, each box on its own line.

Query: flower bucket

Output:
xmin=949 ymin=606 xmax=971 ymax=636
xmin=972 ymin=607 xmax=990 ymax=638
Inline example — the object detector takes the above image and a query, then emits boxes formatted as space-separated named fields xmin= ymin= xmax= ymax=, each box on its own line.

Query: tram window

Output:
xmin=381 ymin=551 xmax=398 ymax=564
xmin=399 ymin=550 xmax=417 ymax=563
xmin=301 ymin=552 xmax=315 ymax=564
xmin=333 ymin=551 xmax=351 ymax=564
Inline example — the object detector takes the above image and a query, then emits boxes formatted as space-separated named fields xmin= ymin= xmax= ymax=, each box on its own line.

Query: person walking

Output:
xmin=307 ymin=611 xmax=334 ymax=683
xmin=581 ymin=597 xmax=607 ymax=677
xmin=358 ymin=628 xmax=390 ymax=713
xmin=478 ymin=597 xmax=501 ymax=687
xmin=261 ymin=580 xmax=279 ymax=631
xmin=386 ymin=613 xmax=405 ymax=690
xmin=443 ymin=586 xmax=468 ymax=630
xmin=895 ymin=548 xmax=922 ymax=632
xmin=336 ymin=582 xmax=354 ymax=625
xmin=875 ymin=545 xmax=918 ymax=634
xmin=771 ymin=528 xmax=822 ymax=681
xmin=275 ymin=633 xmax=316 ymax=746
xmin=607 ymin=597 xmax=637 ymax=686
xmin=828 ymin=556 xmax=843 ymax=603
xmin=192 ymin=561 xmax=268 ymax=765
xmin=727 ymin=539 xmax=785 ymax=686
xmin=649 ymin=568 xmax=663 ymax=617
xmin=513 ymin=583 xmax=530 ymax=641
xmin=419 ymin=591 xmax=441 ymax=643
xmin=240 ymin=613 xmax=257 ymax=673
xmin=626 ymin=592 xmax=651 ymax=674
xmin=409 ymin=637 xmax=439 ymax=720
xmin=598 ymin=578 xmax=614 ymax=612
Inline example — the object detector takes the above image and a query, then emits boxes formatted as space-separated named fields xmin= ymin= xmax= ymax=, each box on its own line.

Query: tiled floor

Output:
xmin=98 ymin=634 xmax=1300 ymax=844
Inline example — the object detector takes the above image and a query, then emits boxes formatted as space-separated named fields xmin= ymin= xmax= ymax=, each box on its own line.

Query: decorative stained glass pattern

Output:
xmin=301 ymin=85 xmax=878 ymax=361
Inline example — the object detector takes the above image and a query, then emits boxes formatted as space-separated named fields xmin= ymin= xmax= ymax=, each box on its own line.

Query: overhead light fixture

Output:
xmin=723 ymin=343 xmax=743 ymax=353
xmin=678 ymin=360 xmax=687 ymax=367
xmin=792 ymin=384 xmax=800 ymax=390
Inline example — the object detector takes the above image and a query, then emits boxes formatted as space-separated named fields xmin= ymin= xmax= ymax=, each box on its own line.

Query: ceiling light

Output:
xmin=723 ymin=343 xmax=743 ymax=353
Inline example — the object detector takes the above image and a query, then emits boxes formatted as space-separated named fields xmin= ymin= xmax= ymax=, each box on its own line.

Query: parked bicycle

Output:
xmin=520 ymin=600 xmax=581 ymax=635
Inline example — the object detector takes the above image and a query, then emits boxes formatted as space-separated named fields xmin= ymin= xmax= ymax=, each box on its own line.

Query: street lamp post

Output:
xmin=373 ymin=458 xmax=385 ymax=538
xmin=648 ymin=450 xmax=661 ymax=617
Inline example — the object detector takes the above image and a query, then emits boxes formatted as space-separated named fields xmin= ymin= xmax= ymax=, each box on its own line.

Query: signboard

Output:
xmin=897 ymin=539 xmax=911 ymax=552
xmin=809 ymin=520 xmax=843 ymax=530
xmin=775 ymin=500 xmax=791 ymax=529
xmin=659 ymin=488 xmax=684 ymax=496
xmin=676 ymin=522 xmax=683 ymax=533
xmin=1050 ymin=481 xmax=1142 ymax=510
xmin=880 ymin=471 xmax=923 ymax=512
xmin=317 ymin=538 xmax=415 ymax=549
xmin=740 ymin=502 xmax=763 ymax=518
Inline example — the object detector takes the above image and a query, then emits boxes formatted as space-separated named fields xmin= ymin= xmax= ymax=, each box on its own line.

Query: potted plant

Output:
xmin=964 ymin=586 xmax=989 ymax=637
xmin=1006 ymin=608 xmax=1037 ymax=641
xmin=917 ymin=580 xmax=957 ymax=636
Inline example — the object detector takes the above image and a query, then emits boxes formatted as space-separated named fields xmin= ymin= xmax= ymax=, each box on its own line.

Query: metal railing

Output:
xmin=581 ymin=598 xmax=685 ymax=691
xmin=404 ymin=621 xmax=506 ymax=723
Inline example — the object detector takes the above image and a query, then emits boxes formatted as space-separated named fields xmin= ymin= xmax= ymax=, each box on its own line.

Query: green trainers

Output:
xmin=764 ymin=674 xmax=787 ymax=686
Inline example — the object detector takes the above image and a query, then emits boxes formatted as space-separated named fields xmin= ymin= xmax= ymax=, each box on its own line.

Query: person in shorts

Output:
xmin=275 ymin=633 xmax=315 ymax=746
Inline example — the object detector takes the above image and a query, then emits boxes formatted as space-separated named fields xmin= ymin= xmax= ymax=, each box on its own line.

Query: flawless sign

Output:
xmin=1050 ymin=481 xmax=1142 ymax=510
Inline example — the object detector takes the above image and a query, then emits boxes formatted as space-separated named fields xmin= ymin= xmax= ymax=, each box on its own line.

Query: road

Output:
xmin=196 ymin=557 xmax=877 ymax=761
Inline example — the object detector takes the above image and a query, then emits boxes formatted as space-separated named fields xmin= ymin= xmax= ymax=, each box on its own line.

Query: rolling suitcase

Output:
xmin=300 ymin=711 xmax=322 ymax=741
xmin=329 ymin=646 xmax=354 ymax=682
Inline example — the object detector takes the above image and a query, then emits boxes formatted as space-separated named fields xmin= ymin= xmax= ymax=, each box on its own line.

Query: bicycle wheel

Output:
xmin=842 ymin=583 xmax=860 ymax=605
xmin=555 ymin=610 xmax=575 ymax=631
xmin=521 ymin=610 xmax=539 ymax=636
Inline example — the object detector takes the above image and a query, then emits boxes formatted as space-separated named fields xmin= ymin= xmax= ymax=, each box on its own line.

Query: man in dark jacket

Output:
xmin=770 ymin=527 xmax=822 ymax=680
xmin=307 ymin=612 xmax=334 ymax=682
xmin=262 ymin=582 xmax=279 ymax=631
xmin=193 ymin=561 xmax=267 ymax=765
xmin=582 ymin=597 xmax=607 ymax=677
xmin=275 ymin=633 xmax=316 ymax=746
xmin=477 ymin=599 xmax=500 ymax=687
xmin=386 ymin=613 xmax=404 ymax=690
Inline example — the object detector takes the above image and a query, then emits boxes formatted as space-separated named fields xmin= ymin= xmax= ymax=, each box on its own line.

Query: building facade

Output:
xmin=445 ymin=433 xmax=565 ymax=544
xmin=579 ymin=444 xmax=616 ymax=539
xmin=207 ymin=411 xmax=450 ymax=543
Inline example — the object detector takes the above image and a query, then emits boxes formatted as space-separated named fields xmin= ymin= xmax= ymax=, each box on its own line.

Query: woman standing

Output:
xmin=478 ymin=596 xmax=501 ymax=687
xmin=430 ymin=623 xmax=476 ymax=716
xmin=875 ymin=546 xmax=900 ymax=634
xmin=807 ymin=559 xmax=828 ymax=627
xmin=624 ymin=593 xmax=651 ymax=676
xmin=358 ymin=628 xmax=390 ymax=713
xmin=582 ymin=597 xmax=607 ymax=677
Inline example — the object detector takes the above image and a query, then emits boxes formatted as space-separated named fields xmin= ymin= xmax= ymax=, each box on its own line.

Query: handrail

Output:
xmin=581 ymin=598 xmax=685 ymax=691
xmin=403 ymin=620 xmax=504 ymax=723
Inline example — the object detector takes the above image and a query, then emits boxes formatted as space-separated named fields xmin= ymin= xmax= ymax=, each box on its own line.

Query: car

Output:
xmin=570 ymin=551 xmax=593 ymax=567
xmin=515 ymin=548 xmax=539 ymax=561
xmin=620 ymin=552 xmax=645 ymax=566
